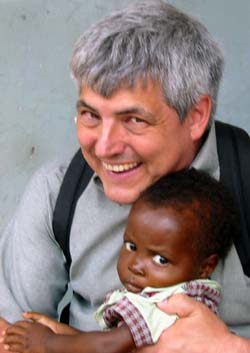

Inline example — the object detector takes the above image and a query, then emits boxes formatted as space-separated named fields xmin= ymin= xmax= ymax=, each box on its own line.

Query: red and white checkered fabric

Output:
xmin=183 ymin=281 xmax=221 ymax=314
xmin=104 ymin=296 xmax=153 ymax=346
xmin=103 ymin=280 xmax=220 ymax=347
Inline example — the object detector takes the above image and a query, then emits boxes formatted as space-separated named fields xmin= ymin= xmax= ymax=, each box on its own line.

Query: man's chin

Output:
xmin=105 ymin=189 xmax=140 ymax=205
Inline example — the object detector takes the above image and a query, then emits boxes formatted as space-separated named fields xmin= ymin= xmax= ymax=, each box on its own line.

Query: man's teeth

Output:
xmin=103 ymin=162 xmax=138 ymax=172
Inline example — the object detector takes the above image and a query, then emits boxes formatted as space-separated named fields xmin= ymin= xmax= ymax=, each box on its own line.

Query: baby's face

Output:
xmin=117 ymin=201 xmax=202 ymax=293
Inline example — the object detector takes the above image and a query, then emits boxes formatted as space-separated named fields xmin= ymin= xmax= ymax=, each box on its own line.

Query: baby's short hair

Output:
xmin=139 ymin=169 xmax=239 ymax=260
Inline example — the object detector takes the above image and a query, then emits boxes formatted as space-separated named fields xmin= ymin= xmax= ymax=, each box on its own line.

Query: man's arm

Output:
xmin=0 ymin=165 xmax=68 ymax=324
xmin=137 ymin=294 xmax=250 ymax=353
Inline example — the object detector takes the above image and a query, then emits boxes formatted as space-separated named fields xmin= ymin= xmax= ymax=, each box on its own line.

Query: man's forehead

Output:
xmin=79 ymin=78 xmax=164 ymax=99
xmin=78 ymin=80 xmax=167 ymax=112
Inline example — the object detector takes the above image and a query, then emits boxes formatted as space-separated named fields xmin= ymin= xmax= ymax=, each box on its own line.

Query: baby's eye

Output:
xmin=124 ymin=241 xmax=136 ymax=252
xmin=153 ymin=254 xmax=168 ymax=266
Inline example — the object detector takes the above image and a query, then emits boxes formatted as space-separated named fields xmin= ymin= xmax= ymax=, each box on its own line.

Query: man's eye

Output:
xmin=153 ymin=254 xmax=168 ymax=266
xmin=124 ymin=241 xmax=136 ymax=252
xmin=125 ymin=116 xmax=149 ymax=134
xmin=130 ymin=117 xmax=145 ymax=124
xmin=77 ymin=111 xmax=100 ymax=126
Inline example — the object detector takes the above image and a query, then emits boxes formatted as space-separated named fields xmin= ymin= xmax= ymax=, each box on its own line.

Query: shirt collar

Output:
xmin=191 ymin=121 xmax=220 ymax=181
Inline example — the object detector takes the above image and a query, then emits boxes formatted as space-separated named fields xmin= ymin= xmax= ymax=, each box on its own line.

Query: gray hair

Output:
xmin=71 ymin=0 xmax=224 ymax=122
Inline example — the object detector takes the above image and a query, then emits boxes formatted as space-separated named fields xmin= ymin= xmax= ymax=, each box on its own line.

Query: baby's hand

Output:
xmin=22 ymin=312 xmax=78 ymax=335
xmin=23 ymin=312 xmax=60 ymax=333
xmin=0 ymin=317 xmax=10 ymax=353
xmin=1 ymin=320 xmax=53 ymax=353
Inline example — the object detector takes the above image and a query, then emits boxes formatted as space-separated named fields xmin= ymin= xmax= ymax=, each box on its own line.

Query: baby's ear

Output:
xmin=199 ymin=254 xmax=219 ymax=278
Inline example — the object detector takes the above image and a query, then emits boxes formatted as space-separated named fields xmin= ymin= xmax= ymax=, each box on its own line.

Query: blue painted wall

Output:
xmin=1 ymin=0 xmax=250 ymax=230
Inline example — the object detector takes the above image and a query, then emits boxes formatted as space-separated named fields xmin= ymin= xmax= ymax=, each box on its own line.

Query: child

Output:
xmin=1 ymin=169 xmax=239 ymax=353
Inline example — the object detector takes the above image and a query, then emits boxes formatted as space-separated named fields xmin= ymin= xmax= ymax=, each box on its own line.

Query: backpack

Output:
xmin=53 ymin=120 xmax=250 ymax=276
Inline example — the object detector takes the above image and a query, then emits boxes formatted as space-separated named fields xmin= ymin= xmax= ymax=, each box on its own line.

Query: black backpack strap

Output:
xmin=53 ymin=149 xmax=93 ymax=323
xmin=52 ymin=149 xmax=93 ymax=270
xmin=215 ymin=120 xmax=250 ymax=276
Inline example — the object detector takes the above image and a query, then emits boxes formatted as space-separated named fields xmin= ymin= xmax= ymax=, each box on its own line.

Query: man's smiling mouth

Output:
xmin=102 ymin=161 xmax=140 ymax=173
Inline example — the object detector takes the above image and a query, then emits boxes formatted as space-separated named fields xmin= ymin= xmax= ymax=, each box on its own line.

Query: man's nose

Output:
xmin=95 ymin=120 xmax=125 ymax=158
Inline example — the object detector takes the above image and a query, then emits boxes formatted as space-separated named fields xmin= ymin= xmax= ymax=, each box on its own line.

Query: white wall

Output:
xmin=1 ymin=0 xmax=250 ymax=231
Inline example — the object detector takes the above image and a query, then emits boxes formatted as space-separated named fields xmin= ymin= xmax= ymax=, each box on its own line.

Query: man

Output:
xmin=0 ymin=1 xmax=249 ymax=352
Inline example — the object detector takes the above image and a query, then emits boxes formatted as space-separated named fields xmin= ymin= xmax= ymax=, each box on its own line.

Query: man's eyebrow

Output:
xmin=76 ymin=100 xmax=155 ymax=120
xmin=114 ymin=107 xmax=154 ymax=120
xmin=76 ymin=100 xmax=97 ymax=112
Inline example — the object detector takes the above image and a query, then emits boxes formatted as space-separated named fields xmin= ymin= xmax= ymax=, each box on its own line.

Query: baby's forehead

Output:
xmin=127 ymin=202 xmax=202 ymax=254
xmin=130 ymin=199 xmax=201 ymax=234
xmin=132 ymin=198 xmax=201 ymax=233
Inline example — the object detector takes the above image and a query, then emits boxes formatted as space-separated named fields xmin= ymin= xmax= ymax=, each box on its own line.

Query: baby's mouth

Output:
xmin=124 ymin=281 xmax=142 ymax=293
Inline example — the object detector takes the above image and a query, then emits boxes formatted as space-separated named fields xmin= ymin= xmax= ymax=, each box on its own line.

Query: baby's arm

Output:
xmin=1 ymin=317 xmax=135 ymax=353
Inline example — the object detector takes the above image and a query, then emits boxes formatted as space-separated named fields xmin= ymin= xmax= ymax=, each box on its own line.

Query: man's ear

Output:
xmin=188 ymin=95 xmax=212 ymax=142
xmin=199 ymin=254 xmax=219 ymax=279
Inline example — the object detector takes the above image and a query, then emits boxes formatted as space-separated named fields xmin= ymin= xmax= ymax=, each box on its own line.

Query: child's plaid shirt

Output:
xmin=95 ymin=279 xmax=221 ymax=347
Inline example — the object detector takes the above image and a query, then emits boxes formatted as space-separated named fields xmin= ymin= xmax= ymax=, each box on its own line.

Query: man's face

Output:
xmin=76 ymin=80 xmax=196 ymax=204
xmin=117 ymin=201 xmax=202 ymax=292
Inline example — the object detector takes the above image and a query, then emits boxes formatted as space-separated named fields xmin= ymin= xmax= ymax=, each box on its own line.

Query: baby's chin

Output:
xmin=123 ymin=281 xmax=143 ymax=293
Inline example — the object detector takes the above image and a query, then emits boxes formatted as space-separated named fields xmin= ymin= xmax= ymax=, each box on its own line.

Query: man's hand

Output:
xmin=137 ymin=294 xmax=250 ymax=353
